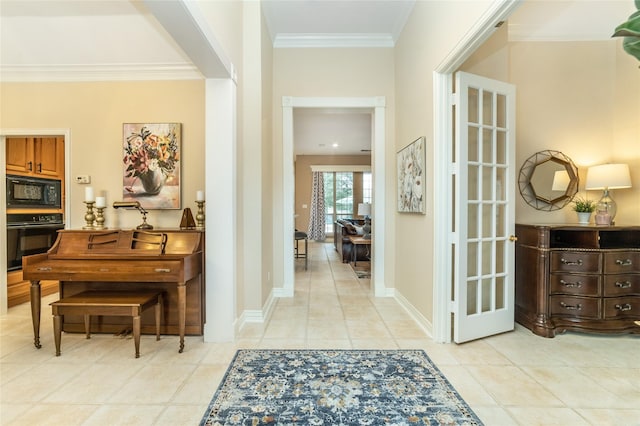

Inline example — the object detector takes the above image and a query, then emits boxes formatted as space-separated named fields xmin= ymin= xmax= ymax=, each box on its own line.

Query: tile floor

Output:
xmin=1 ymin=242 xmax=639 ymax=425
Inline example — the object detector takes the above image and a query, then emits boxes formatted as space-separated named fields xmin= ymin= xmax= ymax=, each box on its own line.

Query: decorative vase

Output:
xmin=576 ymin=212 xmax=592 ymax=224
xmin=139 ymin=169 xmax=165 ymax=195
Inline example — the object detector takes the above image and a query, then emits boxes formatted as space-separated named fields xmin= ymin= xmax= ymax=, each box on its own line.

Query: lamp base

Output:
xmin=595 ymin=189 xmax=616 ymax=225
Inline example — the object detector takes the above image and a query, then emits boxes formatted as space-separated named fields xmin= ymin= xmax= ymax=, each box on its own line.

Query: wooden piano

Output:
xmin=22 ymin=229 xmax=204 ymax=353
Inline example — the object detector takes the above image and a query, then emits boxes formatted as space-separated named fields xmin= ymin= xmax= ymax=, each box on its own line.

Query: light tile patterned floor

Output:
xmin=1 ymin=242 xmax=638 ymax=425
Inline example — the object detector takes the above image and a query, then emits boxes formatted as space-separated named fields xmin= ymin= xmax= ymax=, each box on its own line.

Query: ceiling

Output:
xmin=0 ymin=0 xmax=634 ymax=155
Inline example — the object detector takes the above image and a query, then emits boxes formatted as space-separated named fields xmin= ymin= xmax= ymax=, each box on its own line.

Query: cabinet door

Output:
xmin=6 ymin=137 xmax=35 ymax=175
xmin=34 ymin=137 xmax=64 ymax=178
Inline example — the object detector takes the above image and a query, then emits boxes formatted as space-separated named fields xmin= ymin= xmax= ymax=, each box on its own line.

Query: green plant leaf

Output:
xmin=623 ymin=37 xmax=640 ymax=59
xmin=612 ymin=10 xmax=640 ymax=37
xmin=612 ymin=5 xmax=640 ymax=61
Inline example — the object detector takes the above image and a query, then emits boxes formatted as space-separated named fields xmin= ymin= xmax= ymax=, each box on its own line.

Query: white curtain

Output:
xmin=307 ymin=171 xmax=326 ymax=241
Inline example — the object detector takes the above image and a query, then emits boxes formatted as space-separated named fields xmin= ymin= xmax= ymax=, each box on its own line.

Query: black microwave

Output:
xmin=6 ymin=175 xmax=62 ymax=209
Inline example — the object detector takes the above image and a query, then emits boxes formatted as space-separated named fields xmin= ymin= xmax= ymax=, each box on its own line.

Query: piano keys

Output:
xmin=22 ymin=229 xmax=204 ymax=353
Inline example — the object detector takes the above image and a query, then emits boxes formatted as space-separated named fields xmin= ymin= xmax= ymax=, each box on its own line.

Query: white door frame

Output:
xmin=432 ymin=0 xmax=522 ymax=343
xmin=281 ymin=96 xmax=387 ymax=297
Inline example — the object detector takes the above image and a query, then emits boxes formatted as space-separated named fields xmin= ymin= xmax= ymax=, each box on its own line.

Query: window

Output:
xmin=323 ymin=171 xmax=371 ymax=235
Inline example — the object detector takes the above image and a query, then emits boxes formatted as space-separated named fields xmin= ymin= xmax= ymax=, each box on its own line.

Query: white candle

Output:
xmin=95 ymin=196 xmax=106 ymax=208
xmin=196 ymin=190 xmax=205 ymax=201
xmin=85 ymin=187 xmax=95 ymax=202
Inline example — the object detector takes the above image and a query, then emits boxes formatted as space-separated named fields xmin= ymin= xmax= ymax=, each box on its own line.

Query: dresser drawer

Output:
xmin=551 ymin=252 xmax=601 ymax=273
xmin=604 ymin=252 xmax=640 ymax=274
xmin=603 ymin=275 xmax=640 ymax=296
xmin=549 ymin=296 xmax=600 ymax=318
xmin=603 ymin=297 xmax=640 ymax=319
xmin=550 ymin=274 xmax=600 ymax=296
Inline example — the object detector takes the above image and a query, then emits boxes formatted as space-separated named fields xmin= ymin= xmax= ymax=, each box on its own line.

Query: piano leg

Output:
xmin=178 ymin=283 xmax=186 ymax=353
xmin=30 ymin=280 xmax=42 ymax=349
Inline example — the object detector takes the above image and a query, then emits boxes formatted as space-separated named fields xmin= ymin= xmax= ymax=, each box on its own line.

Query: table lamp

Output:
xmin=357 ymin=202 xmax=372 ymax=239
xmin=585 ymin=163 xmax=632 ymax=225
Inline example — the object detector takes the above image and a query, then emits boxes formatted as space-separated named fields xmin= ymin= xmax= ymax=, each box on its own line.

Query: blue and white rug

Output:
xmin=200 ymin=349 xmax=483 ymax=425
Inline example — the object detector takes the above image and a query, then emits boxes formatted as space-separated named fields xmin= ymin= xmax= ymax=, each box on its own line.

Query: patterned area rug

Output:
xmin=351 ymin=261 xmax=371 ymax=279
xmin=200 ymin=349 xmax=483 ymax=425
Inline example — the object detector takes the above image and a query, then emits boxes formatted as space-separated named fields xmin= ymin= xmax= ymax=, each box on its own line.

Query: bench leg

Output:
xmin=84 ymin=314 xmax=91 ymax=339
xmin=155 ymin=295 xmax=162 ymax=341
xmin=53 ymin=314 xmax=62 ymax=356
xmin=133 ymin=315 xmax=141 ymax=358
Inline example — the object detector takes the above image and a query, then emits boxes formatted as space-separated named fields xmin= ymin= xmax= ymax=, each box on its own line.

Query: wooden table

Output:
xmin=348 ymin=235 xmax=371 ymax=266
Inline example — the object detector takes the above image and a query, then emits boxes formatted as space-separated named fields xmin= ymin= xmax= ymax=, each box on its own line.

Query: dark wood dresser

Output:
xmin=515 ymin=224 xmax=640 ymax=337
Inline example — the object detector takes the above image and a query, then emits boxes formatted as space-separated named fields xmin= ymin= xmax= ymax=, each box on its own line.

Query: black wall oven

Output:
xmin=6 ymin=175 xmax=62 ymax=209
xmin=7 ymin=213 xmax=64 ymax=271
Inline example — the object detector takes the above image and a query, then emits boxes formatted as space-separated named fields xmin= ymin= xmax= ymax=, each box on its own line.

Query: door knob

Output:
xmin=509 ymin=235 xmax=518 ymax=242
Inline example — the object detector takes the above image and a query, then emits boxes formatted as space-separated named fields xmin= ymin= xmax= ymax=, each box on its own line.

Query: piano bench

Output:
xmin=50 ymin=290 xmax=163 ymax=358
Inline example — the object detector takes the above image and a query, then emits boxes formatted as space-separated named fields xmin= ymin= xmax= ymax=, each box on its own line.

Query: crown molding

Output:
xmin=273 ymin=33 xmax=395 ymax=48
xmin=0 ymin=63 xmax=202 ymax=82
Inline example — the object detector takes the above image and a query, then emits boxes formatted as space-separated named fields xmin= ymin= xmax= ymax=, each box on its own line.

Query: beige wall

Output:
xmin=1 ymin=80 xmax=205 ymax=230
xmin=294 ymin=155 xmax=372 ymax=232
xmin=260 ymin=7 xmax=275 ymax=310
xmin=462 ymin=31 xmax=640 ymax=226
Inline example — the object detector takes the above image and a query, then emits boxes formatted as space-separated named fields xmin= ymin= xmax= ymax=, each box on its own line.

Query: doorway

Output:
xmin=281 ymin=96 xmax=387 ymax=297
xmin=0 ymin=129 xmax=71 ymax=314
xmin=431 ymin=1 xmax=522 ymax=343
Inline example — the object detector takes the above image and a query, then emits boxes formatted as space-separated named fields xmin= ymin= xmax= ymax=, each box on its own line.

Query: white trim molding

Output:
xmin=274 ymin=33 xmax=395 ymax=48
xmin=310 ymin=165 xmax=372 ymax=173
xmin=0 ymin=64 xmax=202 ymax=82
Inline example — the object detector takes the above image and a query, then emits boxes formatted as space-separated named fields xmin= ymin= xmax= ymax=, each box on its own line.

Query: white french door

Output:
xmin=453 ymin=71 xmax=517 ymax=343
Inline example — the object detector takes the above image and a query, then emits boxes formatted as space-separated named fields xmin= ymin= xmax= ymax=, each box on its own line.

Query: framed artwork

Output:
xmin=122 ymin=123 xmax=181 ymax=209
xmin=397 ymin=136 xmax=426 ymax=214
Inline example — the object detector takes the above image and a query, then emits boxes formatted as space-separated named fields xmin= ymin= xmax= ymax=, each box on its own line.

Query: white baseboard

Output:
xmin=235 ymin=289 xmax=277 ymax=335
xmin=393 ymin=290 xmax=434 ymax=339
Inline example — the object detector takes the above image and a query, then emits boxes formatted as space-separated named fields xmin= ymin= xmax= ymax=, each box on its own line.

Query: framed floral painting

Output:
xmin=122 ymin=123 xmax=181 ymax=209
xmin=397 ymin=136 xmax=426 ymax=214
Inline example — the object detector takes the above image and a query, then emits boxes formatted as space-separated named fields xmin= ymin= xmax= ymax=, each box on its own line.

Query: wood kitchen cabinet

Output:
xmin=515 ymin=224 xmax=640 ymax=337
xmin=6 ymin=136 xmax=64 ymax=179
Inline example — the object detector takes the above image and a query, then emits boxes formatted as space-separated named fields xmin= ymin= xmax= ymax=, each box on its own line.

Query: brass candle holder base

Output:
xmin=94 ymin=207 xmax=107 ymax=230
xmin=83 ymin=201 xmax=96 ymax=229
xmin=195 ymin=200 xmax=205 ymax=229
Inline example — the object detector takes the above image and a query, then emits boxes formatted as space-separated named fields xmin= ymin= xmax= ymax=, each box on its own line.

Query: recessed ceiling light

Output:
xmin=332 ymin=143 xmax=339 ymax=148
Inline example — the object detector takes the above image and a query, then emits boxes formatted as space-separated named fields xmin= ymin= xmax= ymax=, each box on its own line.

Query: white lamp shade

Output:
xmin=585 ymin=164 xmax=632 ymax=190
xmin=357 ymin=202 xmax=371 ymax=216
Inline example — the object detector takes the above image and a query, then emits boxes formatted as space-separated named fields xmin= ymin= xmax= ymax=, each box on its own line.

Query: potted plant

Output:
xmin=612 ymin=0 xmax=640 ymax=63
xmin=572 ymin=197 xmax=596 ymax=224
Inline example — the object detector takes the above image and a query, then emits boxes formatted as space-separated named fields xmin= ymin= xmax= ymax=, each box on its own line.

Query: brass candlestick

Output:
xmin=94 ymin=207 xmax=107 ymax=230
xmin=83 ymin=201 xmax=96 ymax=229
xmin=195 ymin=200 xmax=205 ymax=229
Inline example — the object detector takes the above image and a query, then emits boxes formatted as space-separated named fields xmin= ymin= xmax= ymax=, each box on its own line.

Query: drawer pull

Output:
xmin=615 ymin=304 xmax=632 ymax=312
xmin=615 ymin=281 xmax=632 ymax=289
xmin=615 ymin=259 xmax=632 ymax=267
xmin=37 ymin=267 xmax=52 ymax=272
xmin=154 ymin=268 xmax=171 ymax=273
xmin=560 ymin=279 xmax=582 ymax=288
xmin=560 ymin=302 xmax=582 ymax=310
xmin=560 ymin=258 xmax=583 ymax=266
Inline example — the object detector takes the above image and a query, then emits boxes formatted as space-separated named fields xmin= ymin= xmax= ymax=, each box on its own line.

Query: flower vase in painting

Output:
xmin=123 ymin=123 xmax=181 ymax=209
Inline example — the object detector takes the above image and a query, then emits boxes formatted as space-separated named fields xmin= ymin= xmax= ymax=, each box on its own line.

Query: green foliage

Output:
xmin=572 ymin=197 xmax=596 ymax=213
xmin=612 ymin=0 xmax=640 ymax=62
